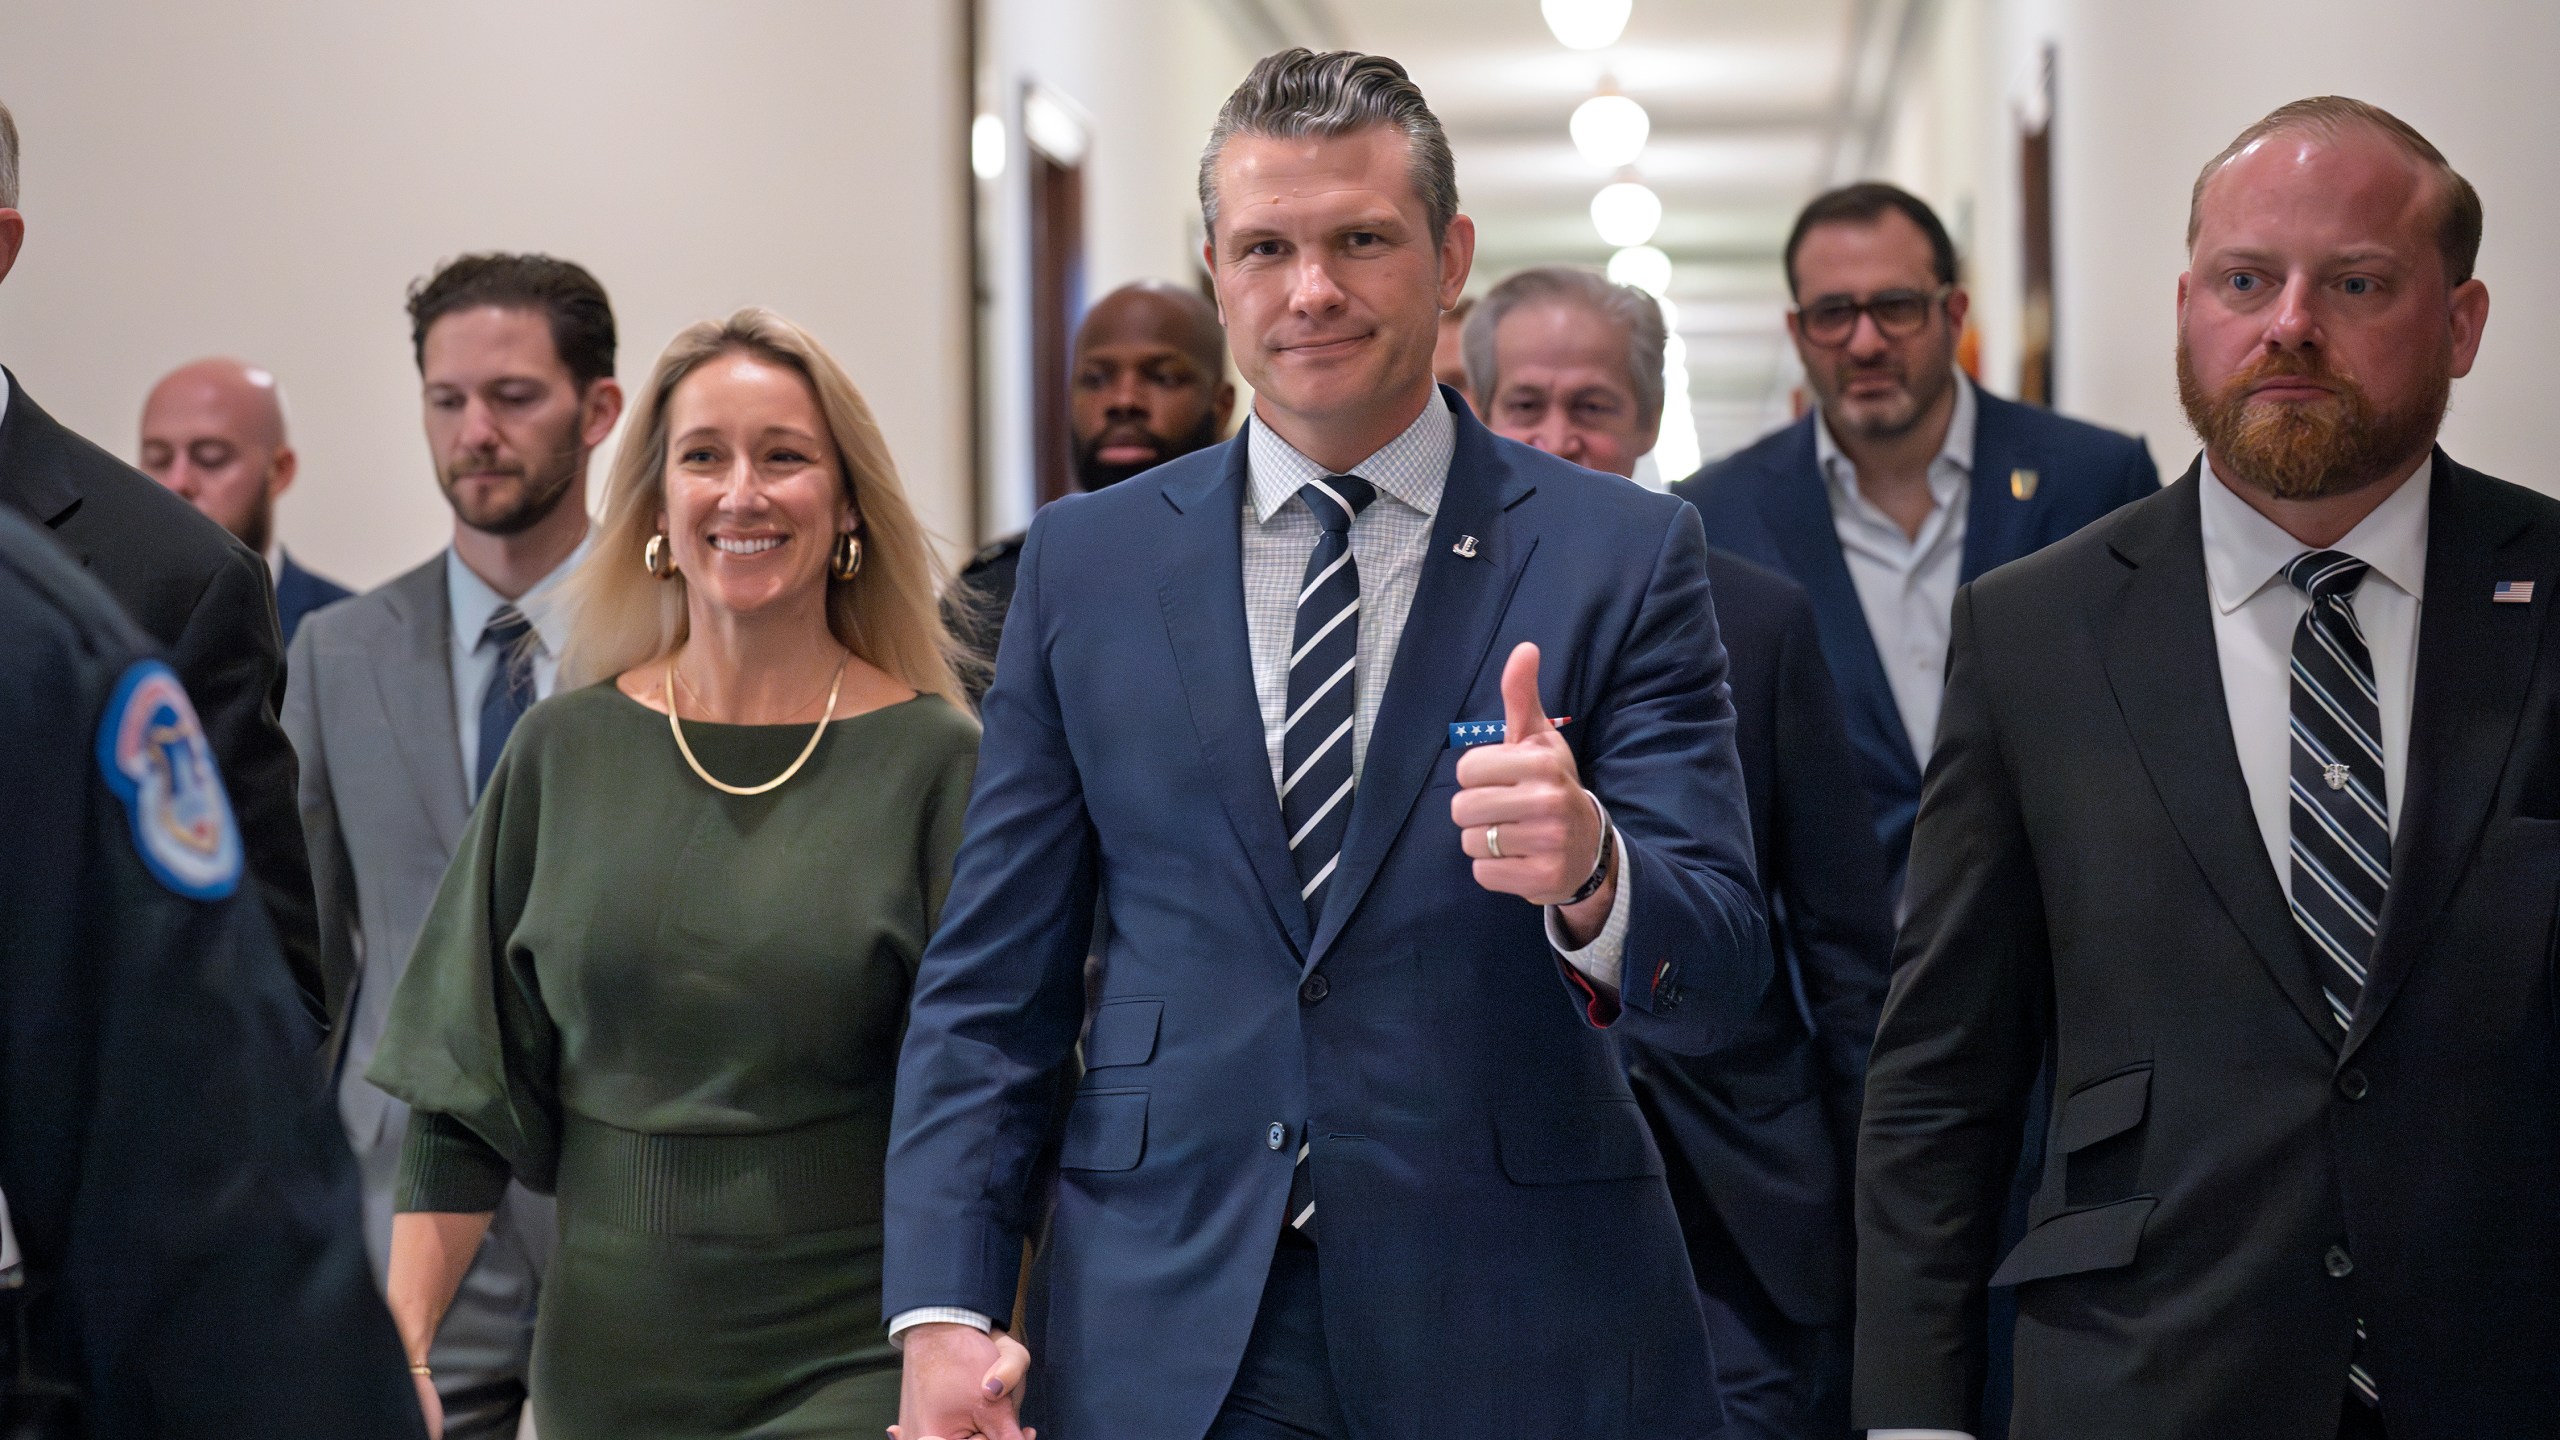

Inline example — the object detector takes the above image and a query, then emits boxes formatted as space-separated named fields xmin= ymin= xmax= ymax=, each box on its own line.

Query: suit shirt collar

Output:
xmin=1245 ymin=389 xmax=1453 ymax=524
xmin=444 ymin=531 xmax=592 ymax=658
xmin=2198 ymin=453 xmax=2431 ymax=615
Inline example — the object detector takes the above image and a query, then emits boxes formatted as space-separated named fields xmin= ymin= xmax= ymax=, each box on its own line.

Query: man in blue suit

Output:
xmin=1465 ymin=263 xmax=1897 ymax=1439
xmin=887 ymin=49 xmax=1771 ymax=1440
xmin=1675 ymin=184 xmax=2158 ymax=900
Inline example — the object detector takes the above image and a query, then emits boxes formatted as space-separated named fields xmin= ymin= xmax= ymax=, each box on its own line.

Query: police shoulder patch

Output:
xmin=95 ymin=659 xmax=243 ymax=900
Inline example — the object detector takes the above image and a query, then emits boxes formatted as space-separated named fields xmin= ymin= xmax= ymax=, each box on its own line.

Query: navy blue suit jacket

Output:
xmin=1624 ymin=550 xmax=1894 ymax=1328
xmin=886 ymin=392 xmax=1771 ymax=1439
xmin=272 ymin=552 xmax=352 ymax=649
xmin=1673 ymin=389 xmax=2157 ymax=894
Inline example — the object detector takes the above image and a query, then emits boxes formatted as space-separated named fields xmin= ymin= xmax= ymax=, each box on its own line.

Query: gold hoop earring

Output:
xmin=830 ymin=533 xmax=863 ymax=582
xmin=644 ymin=533 xmax=675 ymax=579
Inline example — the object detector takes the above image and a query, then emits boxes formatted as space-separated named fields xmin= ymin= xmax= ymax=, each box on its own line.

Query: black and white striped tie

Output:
xmin=2285 ymin=550 xmax=2388 ymax=1037
xmin=1280 ymin=474 xmax=1372 ymax=1243
xmin=2285 ymin=550 xmax=2386 ymax=1413
xmin=1281 ymin=475 xmax=1376 ymax=923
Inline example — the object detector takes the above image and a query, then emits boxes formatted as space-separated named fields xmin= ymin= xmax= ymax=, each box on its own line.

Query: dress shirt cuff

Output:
xmin=1545 ymin=820 xmax=1630 ymax=991
xmin=887 ymin=1307 xmax=995 ymax=1348
xmin=1869 ymin=1430 xmax=1976 ymax=1439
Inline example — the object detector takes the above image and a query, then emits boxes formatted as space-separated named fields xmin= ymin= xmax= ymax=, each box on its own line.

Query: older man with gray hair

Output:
xmin=1470 ymin=265 xmax=1898 ymax=1439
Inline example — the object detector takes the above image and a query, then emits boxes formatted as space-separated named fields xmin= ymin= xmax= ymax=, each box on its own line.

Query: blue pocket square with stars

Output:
xmin=1449 ymin=720 xmax=1509 ymax=749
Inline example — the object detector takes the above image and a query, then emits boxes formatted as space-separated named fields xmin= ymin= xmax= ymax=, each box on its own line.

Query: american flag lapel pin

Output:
xmin=2495 ymin=580 xmax=2536 ymax=604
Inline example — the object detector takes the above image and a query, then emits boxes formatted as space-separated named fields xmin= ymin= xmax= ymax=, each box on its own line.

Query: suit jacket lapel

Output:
xmin=369 ymin=558 xmax=471 ymax=853
xmin=1961 ymin=394 xmax=2043 ymax=584
xmin=0 ymin=373 xmax=93 ymax=562
xmin=1308 ymin=407 xmax=1536 ymax=970
xmin=1754 ymin=423 xmax=1919 ymax=784
xmin=2351 ymin=453 xmax=2551 ymax=1058
xmin=1156 ymin=439 xmax=1313 ymax=959
xmin=2097 ymin=471 xmax=2339 ymax=1048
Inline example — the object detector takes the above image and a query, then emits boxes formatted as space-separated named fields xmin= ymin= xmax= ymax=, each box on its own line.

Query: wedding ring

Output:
xmin=1486 ymin=824 xmax=1503 ymax=859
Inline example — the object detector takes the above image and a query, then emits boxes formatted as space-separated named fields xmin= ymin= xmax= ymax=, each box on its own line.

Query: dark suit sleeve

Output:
xmin=172 ymin=539 xmax=329 ymax=1025
xmin=282 ymin=622 xmax=362 ymax=1045
xmin=883 ymin=515 xmax=1097 ymax=1322
xmin=1766 ymin=586 xmax=1895 ymax=1132
xmin=68 ymin=718 xmax=424 ymax=1436
xmin=1853 ymin=581 xmax=2052 ymax=1430
xmin=1586 ymin=500 xmax=1773 ymax=1055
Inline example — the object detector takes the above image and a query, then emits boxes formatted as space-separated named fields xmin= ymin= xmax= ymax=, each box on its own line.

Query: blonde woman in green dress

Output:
xmin=369 ymin=309 xmax=1006 ymax=1437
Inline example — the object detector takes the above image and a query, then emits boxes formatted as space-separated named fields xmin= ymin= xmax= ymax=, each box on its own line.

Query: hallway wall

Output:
xmin=1902 ymin=0 xmax=2556 ymax=487
xmin=0 ymin=1 xmax=974 ymax=588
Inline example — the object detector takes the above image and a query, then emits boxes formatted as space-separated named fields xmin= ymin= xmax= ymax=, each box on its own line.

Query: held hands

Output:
xmin=1453 ymin=643 xmax=1613 ymax=937
xmin=891 ymin=1322 xmax=1035 ymax=1440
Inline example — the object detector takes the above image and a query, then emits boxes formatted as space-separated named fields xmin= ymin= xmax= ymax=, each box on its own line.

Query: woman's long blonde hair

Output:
xmin=561 ymin=307 xmax=967 ymax=708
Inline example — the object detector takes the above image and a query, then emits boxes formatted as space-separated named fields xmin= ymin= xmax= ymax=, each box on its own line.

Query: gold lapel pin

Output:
xmin=2010 ymin=468 xmax=2040 ymax=501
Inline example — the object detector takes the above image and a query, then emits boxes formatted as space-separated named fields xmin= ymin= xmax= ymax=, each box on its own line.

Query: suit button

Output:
xmin=1300 ymin=973 xmax=1330 ymax=1004
xmin=1267 ymin=1122 xmax=1287 ymax=1151
xmin=2325 ymin=1245 xmax=2355 ymax=1279
xmin=2337 ymin=1069 xmax=2369 ymax=1101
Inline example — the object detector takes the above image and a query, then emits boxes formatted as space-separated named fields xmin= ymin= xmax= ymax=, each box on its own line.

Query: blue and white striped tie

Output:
xmin=2285 ymin=549 xmax=2387 ymax=1037
xmin=1280 ymin=475 xmax=1372 ymax=1244
xmin=1280 ymin=474 xmax=1376 ymax=924
xmin=2284 ymin=548 xmax=2386 ymax=1413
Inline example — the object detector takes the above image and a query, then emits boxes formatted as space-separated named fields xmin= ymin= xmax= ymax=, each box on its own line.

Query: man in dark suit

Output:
xmin=139 ymin=357 xmax=355 ymax=646
xmin=1675 ymin=183 xmax=2158 ymax=899
xmin=0 ymin=99 xmax=328 ymax=1022
xmin=949 ymin=279 xmax=1234 ymax=701
xmin=0 ymin=506 xmax=424 ymax=1439
xmin=1858 ymin=99 xmax=2558 ymax=1440
xmin=887 ymin=50 xmax=1770 ymax=1440
xmin=1465 ymin=262 xmax=1895 ymax=1439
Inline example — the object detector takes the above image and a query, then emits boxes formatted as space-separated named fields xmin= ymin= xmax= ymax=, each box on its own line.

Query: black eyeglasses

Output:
xmin=1793 ymin=286 xmax=1953 ymax=347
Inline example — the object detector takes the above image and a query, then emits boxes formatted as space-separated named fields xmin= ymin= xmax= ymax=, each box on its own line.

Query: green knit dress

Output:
xmin=367 ymin=682 xmax=978 ymax=1438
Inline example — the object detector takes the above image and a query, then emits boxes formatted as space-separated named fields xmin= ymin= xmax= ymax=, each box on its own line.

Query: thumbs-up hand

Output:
xmin=1452 ymin=643 xmax=1615 ymax=936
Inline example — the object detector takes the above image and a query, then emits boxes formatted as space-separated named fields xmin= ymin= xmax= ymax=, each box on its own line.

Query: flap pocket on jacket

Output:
xmin=1084 ymin=1000 xmax=1163 ymax=1069
xmin=1496 ymin=1100 xmax=1664 ymax=1186
xmin=2058 ymin=1066 xmax=2150 ymax=1153
xmin=1058 ymin=1089 xmax=1148 ymax=1172
xmin=1988 ymin=1195 xmax=2157 ymax=1287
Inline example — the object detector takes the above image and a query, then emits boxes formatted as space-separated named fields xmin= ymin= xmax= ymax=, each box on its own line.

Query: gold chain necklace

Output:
xmin=665 ymin=652 xmax=848 ymax=797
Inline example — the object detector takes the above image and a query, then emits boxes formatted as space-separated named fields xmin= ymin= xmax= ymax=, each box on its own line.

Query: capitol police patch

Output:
xmin=96 ymin=659 xmax=242 ymax=900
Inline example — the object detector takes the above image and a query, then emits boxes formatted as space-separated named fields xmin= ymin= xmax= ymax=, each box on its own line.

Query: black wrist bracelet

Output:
xmin=1565 ymin=794 xmax=1615 ymax=907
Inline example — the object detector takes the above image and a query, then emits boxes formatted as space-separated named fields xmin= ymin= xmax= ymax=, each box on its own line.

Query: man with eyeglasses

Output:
xmin=1675 ymin=183 xmax=2158 ymax=904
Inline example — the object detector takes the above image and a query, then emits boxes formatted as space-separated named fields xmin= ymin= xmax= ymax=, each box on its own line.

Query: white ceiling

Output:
xmin=1300 ymin=0 xmax=1925 ymax=460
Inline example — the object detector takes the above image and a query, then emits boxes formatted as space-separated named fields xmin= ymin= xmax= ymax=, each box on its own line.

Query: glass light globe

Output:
xmin=970 ymin=114 xmax=1006 ymax=180
xmin=1606 ymin=243 xmax=1672 ymax=297
xmin=1543 ymin=0 xmax=1633 ymax=50
xmin=1590 ymin=181 xmax=1662 ymax=248
xmin=1570 ymin=94 xmax=1649 ymax=168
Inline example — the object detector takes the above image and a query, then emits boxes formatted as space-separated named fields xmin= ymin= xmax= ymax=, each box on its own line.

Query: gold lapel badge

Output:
xmin=2009 ymin=468 xmax=2040 ymax=501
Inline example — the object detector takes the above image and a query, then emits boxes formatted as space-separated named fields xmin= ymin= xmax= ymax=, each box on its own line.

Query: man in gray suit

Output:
xmin=285 ymin=253 xmax=623 ymax=1436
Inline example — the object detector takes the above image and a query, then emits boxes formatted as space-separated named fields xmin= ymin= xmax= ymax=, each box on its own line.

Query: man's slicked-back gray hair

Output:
xmin=1199 ymin=49 xmax=1458 ymax=249
xmin=0 ymin=98 xmax=20 ymax=210
xmin=1461 ymin=266 xmax=1667 ymax=428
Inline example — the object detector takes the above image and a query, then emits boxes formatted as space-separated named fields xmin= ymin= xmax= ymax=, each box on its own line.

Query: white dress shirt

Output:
xmin=1866 ymin=457 xmax=2427 ymax=1440
xmin=445 ymin=534 xmax=590 ymax=783
xmin=890 ymin=394 xmax=1636 ymax=1345
xmin=1816 ymin=374 xmax=1978 ymax=763
xmin=2202 ymin=456 xmax=2426 ymax=887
